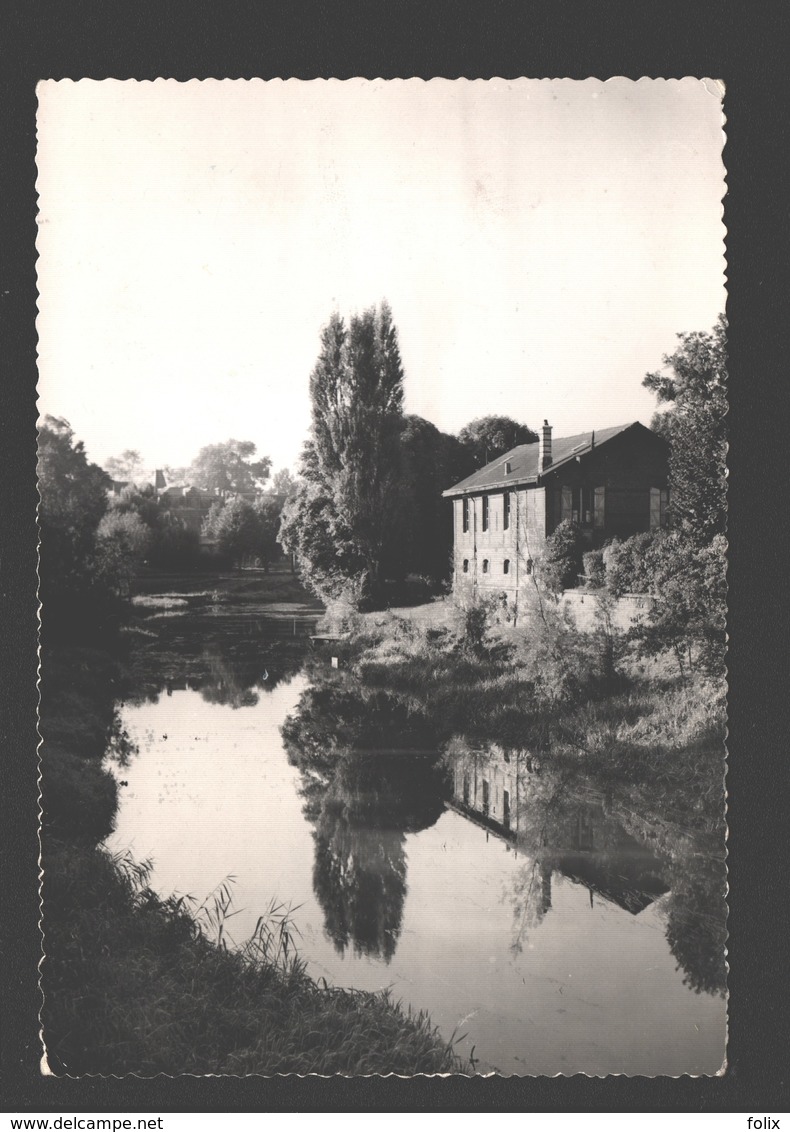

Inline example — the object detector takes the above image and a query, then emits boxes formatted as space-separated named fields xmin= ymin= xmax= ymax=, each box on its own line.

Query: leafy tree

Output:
xmin=102 ymin=449 xmax=145 ymax=484
xmin=457 ymin=415 xmax=539 ymax=469
xmin=644 ymin=314 xmax=727 ymax=543
xmin=201 ymin=497 xmax=261 ymax=569
xmin=252 ymin=496 xmax=284 ymax=570
xmin=281 ymin=303 xmax=406 ymax=607
xmin=630 ymin=532 xmax=726 ymax=678
xmin=109 ymin=482 xmax=160 ymax=529
xmin=37 ymin=416 xmax=113 ymax=633
xmin=269 ymin=468 xmax=298 ymax=499
xmin=189 ymin=439 xmax=271 ymax=495
xmin=398 ymin=415 xmax=475 ymax=583
xmin=96 ymin=510 xmax=152 ymax=599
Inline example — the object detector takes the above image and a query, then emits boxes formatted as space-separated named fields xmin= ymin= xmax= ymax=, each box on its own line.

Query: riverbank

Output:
xmin=324 ymin=593 xmax=726 ymax=837
xmin=40 ymin=569 xmax=470 ymax=1076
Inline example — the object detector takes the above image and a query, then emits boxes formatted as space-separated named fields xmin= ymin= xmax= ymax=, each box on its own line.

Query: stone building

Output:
xmin=442 ymin=420 xmax=669 ymax=598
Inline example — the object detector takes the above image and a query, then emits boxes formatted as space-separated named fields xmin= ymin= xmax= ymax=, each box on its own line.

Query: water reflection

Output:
xmin=281 ymin=662 xmax=726 ymax=995
xmin=282 ymin=664 xmax=447 ymax=960
xmin=446 ymin=738 xmax=726 ymax=996
xmin=126 ymin=597 xmax=315 ymax=707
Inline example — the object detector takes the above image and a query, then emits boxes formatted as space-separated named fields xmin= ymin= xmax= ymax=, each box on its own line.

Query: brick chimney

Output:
xmin=539 ymin=420 xmax=552 ymax=470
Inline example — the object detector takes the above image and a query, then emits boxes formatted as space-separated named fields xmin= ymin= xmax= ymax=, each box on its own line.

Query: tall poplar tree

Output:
xmin=281 ymin=302 xmax=406 ymax=606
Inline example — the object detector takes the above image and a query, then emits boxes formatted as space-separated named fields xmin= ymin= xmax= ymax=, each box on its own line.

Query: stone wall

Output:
xmin=558 ymin=590 xmax=655 ymax=633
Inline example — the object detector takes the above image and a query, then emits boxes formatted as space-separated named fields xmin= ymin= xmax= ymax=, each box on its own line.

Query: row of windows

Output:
xmin=462 ymin=493 xmax=511 ymax=534
xmin=462 ymin=557 xmax=533 ymax=576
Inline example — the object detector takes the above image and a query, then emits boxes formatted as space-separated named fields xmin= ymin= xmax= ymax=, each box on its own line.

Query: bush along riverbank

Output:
xmin=39 ymin=572 xmax=469 ymax=1076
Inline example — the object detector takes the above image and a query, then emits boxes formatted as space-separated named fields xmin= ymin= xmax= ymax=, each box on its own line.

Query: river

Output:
xmin=105 ymin=577 xmax=727 ymax=1076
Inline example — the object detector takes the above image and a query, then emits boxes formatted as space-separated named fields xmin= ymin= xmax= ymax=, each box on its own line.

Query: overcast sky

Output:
xmin=36 ymin=78 xmax=726 ymax=476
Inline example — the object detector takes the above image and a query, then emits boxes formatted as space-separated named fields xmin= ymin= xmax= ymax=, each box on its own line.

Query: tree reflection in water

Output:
xmin=124 ymin=608 xmax=309 ymax=707
xmin=283 ymin=668 xmax=447 ymax=962
xmin=663 ymin=848 xmax=727 ymax=996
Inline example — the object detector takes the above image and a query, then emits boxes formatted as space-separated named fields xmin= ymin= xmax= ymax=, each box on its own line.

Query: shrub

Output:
xmin=452 ymin=589 xmax=497 ymax=658
xmin=604 ymin=531 xmax=661 ymax=596
xmin=582 ymin=549 xmax=606 ymax=588
xmin=630 ymin=532 xmax=726 ymax=678
xmin=540 ymin=520 xmax=584 ymax=593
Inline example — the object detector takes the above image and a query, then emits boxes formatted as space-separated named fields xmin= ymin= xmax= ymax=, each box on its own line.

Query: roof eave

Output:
xmin=442 ymin=475 xmax=539 ymax=498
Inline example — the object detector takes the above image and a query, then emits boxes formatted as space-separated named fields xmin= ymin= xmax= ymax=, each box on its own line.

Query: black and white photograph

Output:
xmin=35 ymin=77 xmax=727 ymax=1078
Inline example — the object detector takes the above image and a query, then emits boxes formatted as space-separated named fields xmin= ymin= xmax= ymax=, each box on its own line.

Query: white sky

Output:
xmin=36 ymin=78 xmax=726 ymax=475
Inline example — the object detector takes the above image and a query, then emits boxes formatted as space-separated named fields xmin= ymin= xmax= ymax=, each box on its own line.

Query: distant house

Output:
xmin=156 ymin=473 xmax=221 ymax=537
xmin=442 ymin=420 xmax=669 ymax=596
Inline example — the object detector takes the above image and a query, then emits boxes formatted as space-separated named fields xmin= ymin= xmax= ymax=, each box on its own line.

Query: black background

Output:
xmin=2 ymin=0 xmax=789 ymax=1113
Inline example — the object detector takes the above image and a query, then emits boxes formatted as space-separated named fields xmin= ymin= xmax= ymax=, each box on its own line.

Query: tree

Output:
xmin=37 ymin=416 xmax=113 ymax=631
xmin=281 ymin=302 xmax=406 ymax=607
xmin=269 ymin=468 xmax=298 ymax=499
xmin=252 ymin=496 xmax=284 ymax=570
xmin=201 ymin=497 xmax=261 ymax=569
xmin=457 ymin=415 xmax=539 ymax=469
xmin=630 ymin=532 xmax=726 ymax=678
xmin=96 ymin=510 xmax=152 ymax=599
xmin=109 ymin=482 xmax=160 ymax=529
xmin=102 ymin=449 xmax=145 ymax=484
xmin=188 ymin=439 xmax=271 ymax=495
xmin=644 ymin=314 xmax=727 ymax=544
xmin=398 ymin=415 xmax=475 ymax=583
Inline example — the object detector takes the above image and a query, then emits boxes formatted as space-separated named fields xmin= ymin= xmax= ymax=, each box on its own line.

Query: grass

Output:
xmin=41 ymin=842 xmax=469 ymax=1076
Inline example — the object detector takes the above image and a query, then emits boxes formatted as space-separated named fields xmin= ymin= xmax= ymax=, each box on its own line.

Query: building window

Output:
xmin=503 ymin=559 xmax=510 ymax=574
xmin=462 ymin=559 xmax=469 ymax=573
xmin=462 ymin=497 xmax=469 ymax=533
xmin=572 ymin=486 xmax=594 ymax=526
xmin=650 ymin=487 xmax=669 ymax=530
xmin=594 ymin=485 xmax=605 ymax=530
xmin=482 ymin=495 xmax=489 ymax=531
xmin=503 ymin=491 xmax=510 ymax=530
xmin=482 ymin=559 xmax=489 ymax=573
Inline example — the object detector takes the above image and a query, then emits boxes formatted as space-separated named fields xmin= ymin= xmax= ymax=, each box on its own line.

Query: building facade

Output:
xmin=442 ymin=420 xmax=669 ymax=599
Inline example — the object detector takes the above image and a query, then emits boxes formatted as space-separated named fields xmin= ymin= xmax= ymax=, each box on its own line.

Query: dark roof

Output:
xmin=442 ymin=421 xmax=657 ymax=497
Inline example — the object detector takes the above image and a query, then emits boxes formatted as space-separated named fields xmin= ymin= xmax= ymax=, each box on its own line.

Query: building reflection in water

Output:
xmin=448 ymin=739 xmax=670 ymax=940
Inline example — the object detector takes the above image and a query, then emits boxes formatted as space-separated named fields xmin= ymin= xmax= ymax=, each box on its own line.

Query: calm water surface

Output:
xmin=107 ymin=597 xmax=726 ymax=1075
